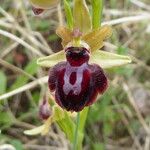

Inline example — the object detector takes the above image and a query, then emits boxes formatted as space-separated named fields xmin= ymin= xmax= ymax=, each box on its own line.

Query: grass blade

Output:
xmin=63 ymin=0 xmax=73 ymax=29
xmin=91 ymin=0 xmax=103 ymax=29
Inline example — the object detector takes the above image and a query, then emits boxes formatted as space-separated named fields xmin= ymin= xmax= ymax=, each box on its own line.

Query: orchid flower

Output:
xmin=36 ymin=25 xmax=131 ymax=112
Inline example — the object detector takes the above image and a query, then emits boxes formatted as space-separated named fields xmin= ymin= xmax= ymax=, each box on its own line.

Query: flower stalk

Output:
xmin=73 ymin=112 xmax=80 ymax=150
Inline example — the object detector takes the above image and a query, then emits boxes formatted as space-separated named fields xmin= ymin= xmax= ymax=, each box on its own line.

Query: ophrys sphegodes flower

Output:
xmin=37 ymin=26 xmax=131 ymax=112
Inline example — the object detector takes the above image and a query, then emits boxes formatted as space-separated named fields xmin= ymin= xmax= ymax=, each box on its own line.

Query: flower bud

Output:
xmin=29 ymin=0 xmax=60 ymax=15
xmin=39 ymin=96 xmax=51 ymax=120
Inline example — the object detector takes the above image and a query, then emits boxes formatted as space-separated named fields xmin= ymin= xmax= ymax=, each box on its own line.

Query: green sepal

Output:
xmin=73 ymin=0 xmax=92 ymax=33
xmin=90 ymin=50 xmax=132 ymax=69
xmin=37 ymin=49 xmax=131 ymax=69
xmin=37 ymin=51 xmax=65 ymax=67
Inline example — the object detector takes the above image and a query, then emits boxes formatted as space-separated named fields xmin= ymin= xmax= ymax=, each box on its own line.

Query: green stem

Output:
xmin=73 ymin=112 xmax=80 ymax=150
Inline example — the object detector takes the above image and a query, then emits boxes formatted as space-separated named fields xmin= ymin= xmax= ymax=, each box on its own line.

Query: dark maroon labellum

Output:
xmin=48 ymin=46 xmax=108 ymax=112
xmin=39 ymin=97 xmax=51 ymax=120
xmin=32 ymin=7 xmax=44 ymax=15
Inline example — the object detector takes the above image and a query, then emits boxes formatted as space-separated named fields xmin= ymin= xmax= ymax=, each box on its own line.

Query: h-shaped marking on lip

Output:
xmin=63 ymin=63 xmax=88 ymax=95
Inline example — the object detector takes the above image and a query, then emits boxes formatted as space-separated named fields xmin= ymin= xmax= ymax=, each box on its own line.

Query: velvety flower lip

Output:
xmin=32 ymin=7 xmax=44 ymax=15
xmin=39 ymin=96 xmax=51 ymax=120
xmin=48 ymin=46 xmax=108 ymax=112
xmin=65 ymin=46 xmax=90 ymax=66
xmin=48 ymin=56 xmax=108 ymax=112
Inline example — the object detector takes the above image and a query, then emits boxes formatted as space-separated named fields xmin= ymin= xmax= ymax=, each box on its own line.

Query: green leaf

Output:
xmin=10 ymin=140 xmax=23 ymax=150
xmin=103 ymin=122 xmax=113 ymax=136
xmin=37 ymin=51 xmax=65 ymax=67
xmin=64 ymin=0 xmax=73 ymax=29
xmin=112 ymin=66 xmax=133 ymax=77
xmin=91 ymin=0 xmax=103 ymax=29
xmin=24 ymin=105 xmax=75 ymax=140
xmin=0 ymin=112 xmax=13 ymax=124
xmin=53 ymin=105 xmax=65 ymax=121
xmin=0 ymin=134 xmax=8 ymax=141
xmin=73 ymin=0 xmax=92 ymax=33
xmin=93 ymin=143 xmax=104 ymax=150
xmin=116 ymin=46 xmax=128 ymax=55
xmin=0 ymin=71 xmax=7 ymax=95
xmin=57 ymin=111 xmax=75 ymax=142
xmin=79 ymin=107 xmax=89 ymax=132
xmin=10 ymin=59 xmax=38 ymax=90
xmin=90 ymin=50 xmax=132 ymax=69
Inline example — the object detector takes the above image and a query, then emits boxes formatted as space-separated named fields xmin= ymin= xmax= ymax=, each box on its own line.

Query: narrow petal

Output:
xmin=39 ymin=96 xmax=51 ymax=120
xmin=82 ymin=25 xmax=112 ymax=51
xmin=90 ymin=50 xmax=132 ymax=69
xmin=56 ymin=26 xmax=73 ymax=47
xmin=37 ymin=51 xmax=65 ymax=67
xmin=24 ymin=125 xmax=45 ymax=135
